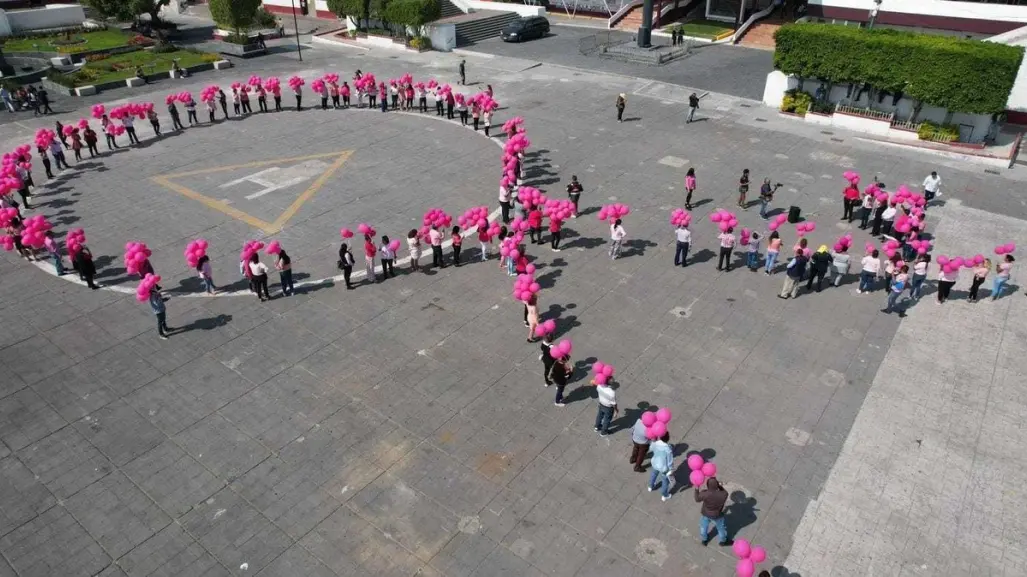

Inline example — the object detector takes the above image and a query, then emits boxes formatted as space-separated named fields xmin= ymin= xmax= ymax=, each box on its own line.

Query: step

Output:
xmin=453 ymin=11 xmax=519 ymax=45
xmin=439 ymin=0 xmax=464 ymax=18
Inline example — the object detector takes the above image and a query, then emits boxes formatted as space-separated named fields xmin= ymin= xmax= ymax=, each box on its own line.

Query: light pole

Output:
xmin=290 ymin=0 xmax=303 ymax=61
xmin=867 ymin=0 xmax=882 ymax=30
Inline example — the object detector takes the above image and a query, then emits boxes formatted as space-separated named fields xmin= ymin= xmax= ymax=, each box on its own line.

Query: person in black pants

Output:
xmin=168 ymin=103 xmax=184 ymax=130
xmin=540 ymin=334 xmax=555 ymax=385
xmin=218 ymin=89 xmax=229 ymax=118
xmin=247 ymin=253 xmax=271 ymax=301
xmin=806 ymin=246 xmax=831 ymax=292
xmin=38 ymin=89 xmax=53 ymax=114
xmin=338 ymin=243 xmax=355 ymax=289
xmin=74 ymin=246 xmax=98 ymax=289
xmin=458 ymin=59 xmax=466 ymax=85
xmin=871 ymin=199 xmax=886 ymax=236
xmin=549 ymin=355 xmax=572 ymax=406
xmin=38 ymin=147 xmax=53 ymax=179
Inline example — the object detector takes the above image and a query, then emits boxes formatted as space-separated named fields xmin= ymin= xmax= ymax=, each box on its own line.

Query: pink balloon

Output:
xmin=736 ymin=559 xmax=755 ymax=577
xmin=593 ymin=361 xmax=606 ymax=374
xmin=655 ymin=407 xmax=672 ymax=423
xmin=689 ymin=470 xmax=705 ymax=486
xmin=594 ymin=373 xmax=608 ymax=385
xmin=718 ymin=221 xmax=730 ymax=232
xmin=732 ymin=539 xmax=752 ymax=559
xmin=601 ymin=365 xmax=613 ymax=377
xmin=749 ymin=546 xmax=766 ymax=564
xmin=701 ymin=462 xmax=717 ymax=477
xmin=687 ymin=454 xmax=704 ymax=471
xmin=641 ymin=412 xmax=657 ymax=427
xmin=525 ymin=264 xmax=536 ymax=274
xmin=649 ymin=421 xmax=667 ymax=438
xmin=510 ymin=250 xmax=520 ymax=260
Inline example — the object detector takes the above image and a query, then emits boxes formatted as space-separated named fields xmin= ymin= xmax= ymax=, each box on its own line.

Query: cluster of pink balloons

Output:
xmin=937 ymin=254 xmax=984 ymax=274
xmin=34 ymin=128 xmax=56 ymax=149
xmin=266 ymin=240 xmax=282 ymax=255
xmin=11 ymin=214 xmax=47 ymax=248
xmin=0 ymin=235 xmax=14 ymax=251
xmin=340 ymin=227 xmax=354 ymax=239
xmin=135 ymin=273 xmax=161 ymax=301
xmin=123 ymin=242 xmax=152 ymax=275
xmin=458 ymin=206 xmax=490 ymax=230
xmin=842 ymin=170 xmax=860 ymax=185
xmin=795 ymin=221 xmax=816 ymax=237
xmin=264 ymin=77 xmax=281 ymax=95
xmin=65 ymin=228 xmax=86 ymax=259
xmin=543 ymin=198 xmax=574 ymax=222
xmin=288 ymin=75 xmax=305 ymax=91
xmin=357 ymin=223 xmax=377 ymax=237
xmin=248 ymin=74 xmax=263 ymax=88
xmin=240 ymin=240 xmax=265 ymax=262
xmin=907 ymin=238 xmax=931 ymax=255
xmin=670 ymin=208 xmax=692 ymax=227
xmin=739 ymin=228 xmax=752 ymax=247
xmin=732 ymin=539 xmax=767 ymax=577
xmin=183 ymin=239 xmax=208 ymax=267
xmin=767 ymin=213 xmax=789 ymax=232
xmin=311 ymin=78 xmax=327 ymax=95
xmin=165 ymin=92 xmax=193 ymax=105
xmin=534 ymin=318 xmax=557 ymax=338
xmin=882 ymin=238 xmax=903 ymax=259
xmin=109 ymin=103 xmax=152 ymax=120
xmin=995 ymin=242 xmax=1017 ymax=255
xmin=469 ymin=91 xmax=499 ymax=113
xmin=0 ymin=207 xmax=19 ymax=227
xmin=598 ymin=203 xmax=631 ymax=221
xmin=518 ymin=187 xmax=545 ymax=209
xmin=551 ymin=339 xmax=572 ymax=359
xmin=833 ymin=233 xmax=853 ymax=254
xmin=710 ymin=209 xmax=739 ymax=232
xmin=354 ymin=73 xmax=376 ymax=92
xmin=687 ymin=454 xmax=717 ymax=487
xmin=200 ymin=85 xmax=220 ymax=103
xmin=91 ymin=104 xmax=106 ymax=119
xmin=591 ymin=360 xmax=615 ymax=385
xmin=641 ymin=408 xmax=672 ymax=439
xmin=513 ymin=272 xmax=540 ymax=302
xmin=892 ymin=185 xmax=926 ymax=208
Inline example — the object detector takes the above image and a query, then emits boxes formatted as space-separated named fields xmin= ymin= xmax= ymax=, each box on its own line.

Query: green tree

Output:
xmin=209 ymin=0 xmax=262 ymax=37
xmin=327 ymin=0 xmax=370 ymax=30
xmin=83 ymin=0 xmax=173 ymax=24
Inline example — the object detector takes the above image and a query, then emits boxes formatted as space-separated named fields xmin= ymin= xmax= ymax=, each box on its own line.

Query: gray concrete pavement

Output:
xmin=0 ymin=40 xmax=1025 ymax=577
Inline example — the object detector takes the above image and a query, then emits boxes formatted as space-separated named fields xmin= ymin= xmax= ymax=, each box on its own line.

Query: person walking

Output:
xmin=674 ymin=223 xmax=691 ymax=267
xmin=764 ymin=231 xmax=782 ymax=275
xmin=922 ymin=170 xmax=941 ymax=203
xmin=338 ymin=243 xmax=355 ymax=289
xmin=685 ymin=168 xmax=696 ymax=210
xmin=615 ymin=93 xmax=626 ymax=122
xmin=55 ymin=121 xmax=69 ymax=148
xmin=363 ymin=234 xmax=378 ymax=283
xmin=992 ymin=255 xmax=1014 ymax=300
xmin=629 ymin=416 xmax=651 ymax=472
xmin=806 ymin=245 xmax=831 ymax=292
xmin=831 ymin=245 xmax=851 ymax=287
xmin=737 ymin=169 xmax=750 ymax=209
xmin=429 ymin=225 xmax=445 ymax=268
xmin=566 ymin=175 xmax=583 ymax=217
xmin=549 ymin=354 xmax=572 ymax=407
xmin=478 ymin=222 xmax=492 ymax=261
xmin=407 ymin=230 xmax=422 ymax=271
xmin=609 ymin=219 xmax=626 ymax=260
xmin=857 ymin=249 xmax=881 ymax=294
xmin=38 ymin=88 xmax=53 ymax=115
xmin=124 ymin=115 xmax=140 ymax=144
xmin=379 ymin=236 xmax=396 ymax=278
xmin=778 ymin=248 xmax=807 ymax=299
xmin=647 ymin=433 xmax=674 ymax=501
xmin=148 ymin=108 xmax=161 ymax=136
xmin=197 ymin=254 xmax=216 ymax=294
xmin=695 ymin=477 xmax=732 ymax=546
xmin=687 ymin=92 xmax=700 ymax=123
xmin=248 ymin=253 xmax=271 ymax=301
xmin=717 ymin=227 xmax=736 ymax=271
xmin=83 ymin=127 xmax=99 ymax=158
xmin=458 ymin=59 xmax=466 ymax=85
xmin=38 ymin=146 xmax=54 ymax=179
xmin=275 ymin=248 xmax=294 ymax=296
xmin=149 ymin=286 xmax=171 ymax=339
xmin=594 ymin=379 xmax=618 ymax=436
xmin=218 ymin=89 xmax=228 ymax=118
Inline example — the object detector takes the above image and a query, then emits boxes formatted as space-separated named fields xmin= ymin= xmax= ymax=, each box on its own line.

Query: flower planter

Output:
xmin=779 ymin=110 xmax=805 ymax=118
xmin=212 ymin=40 xmax=268 ymax=58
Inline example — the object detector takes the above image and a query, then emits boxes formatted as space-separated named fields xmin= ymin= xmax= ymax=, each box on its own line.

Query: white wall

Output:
xmin=465 ymin=1 xmax=545 ymax=16
xmin=427 ymin=23 xmax=456 ymax=51
xmin=0 ymin=4 xmax=85 ymax=36
xmin=987 ymin=26 xmax=1027 ymax=112
xmin=809 ymin=0 xmax=1027 ymax=24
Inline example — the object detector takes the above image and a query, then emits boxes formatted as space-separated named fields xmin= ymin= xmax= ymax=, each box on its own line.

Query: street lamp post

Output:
xmin=290 ymin=0 xmax=303 ymax=61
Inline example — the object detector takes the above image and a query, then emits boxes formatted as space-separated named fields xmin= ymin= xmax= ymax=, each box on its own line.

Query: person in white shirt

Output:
xmin=674 ymin=225 xmax=691 ymax=267
xmin=379 ymin=235 xmax=396 ymax=278
xmin=417 ymin=86 xmax=427 ymax=112
xmin=909 ymin=254 xmax=929 ymax=299
xmin=247 ymin=253 xmax=271 ymax=301
xmin=857 ymin=249 xmax=881 ymax=294
xmin=122 ymin=116 xmax=139 ymax=144
xmin=922 ymin=171 xmax=941 ymax=202
xmin=594 ymin=381 xmax=618 ymax=436
xmin=432 ymin=89 xmax=443 ymax=116
xmin=609 ymin=219 xmax=626 ymax=259
xmin=880 ymin=204 xmax=897 ymax=238
xmin=483 ymin=108 xmax=493 ymax=137
xmin=428 ymin=225 xmax=445 ymax=268
xmin=717 ymin=228 xmax=736 ymax=272
xmin=389 ymin=83 xmax=399 ymax=109
xmin=859 ymin=192 xmax=875 ymax=229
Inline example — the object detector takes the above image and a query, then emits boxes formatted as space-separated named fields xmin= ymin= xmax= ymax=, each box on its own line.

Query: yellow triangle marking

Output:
xmin=151 ymin=150 xmax=354 ymax=234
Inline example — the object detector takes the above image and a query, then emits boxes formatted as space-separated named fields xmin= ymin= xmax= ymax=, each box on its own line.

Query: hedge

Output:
xmin=382 ymin=0 xmax=441 ymax=30
xmin=773 ymin=23 xmax=1024 ymax=115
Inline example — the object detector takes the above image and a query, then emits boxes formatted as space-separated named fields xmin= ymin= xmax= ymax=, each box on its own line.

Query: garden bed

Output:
xmin=0 ymin=29 xmax=140 ymax=54
xmin=47 ymin=49 xmax=220 ymax=89
xmin=673 ymin=19 xmax=734 ymax=40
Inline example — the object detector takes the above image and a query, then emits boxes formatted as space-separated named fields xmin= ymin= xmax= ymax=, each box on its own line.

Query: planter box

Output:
xmin=211 ymin=40 xmax=268 ymax=58
xmin=213 ymin=59 xmax=233 ymax=70
xmin=363 ymin=33 xmax=397 ymax=48
xmin=832 ymin=109 xmax=892 ymax=137
xmin=125 ymin=76 xmax=146 ymax=87
xmin=75 ymin=85 xmax=97 ymax=96
xmin=212 ymin=27 xmax=281 ymax=40
xmin=49 ymin=56 xmax=72 ymax=67
xmin=804 ymin=112 xmax=832 ymax=126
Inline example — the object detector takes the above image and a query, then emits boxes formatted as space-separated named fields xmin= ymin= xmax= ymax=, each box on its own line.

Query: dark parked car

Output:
xmin=500 ymin=16 xmax=550 ymax=42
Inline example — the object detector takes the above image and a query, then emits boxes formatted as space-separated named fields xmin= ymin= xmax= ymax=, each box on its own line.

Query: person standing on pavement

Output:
xmin=248 ymin=252 xmax=271 ymax=301
xmin=993 ymin=254 xmax=1014 ymax=300
xmin=716 ymin=227 xmax=735 ymax=272
xmin=616 ymin=93 xmax=626 ymax=122
xmin=168 ymin=100 xmax=184 ymax=130
xmin=806 ymin=245 xmax=832 ymax=292
xmin=779 ymin=248 xmax=807 ymax=299
xmin=922 ymin=171 xmax=941 ymax=203
xmin=338 ymin=243 xmax=355 ymax=289
xmin=74 ymin=245 xmax=98 ymax=289
xmin=647 ymin=433 xmax=674 ymax=501
xmin=629 ymin=416 xmax=651 ymax=472
xmin=44 ymin=231 xmax=64 ymax=275
xmin=275 ymin=249 xmax=294 ymax=296
xmin=831 ymin=245 xmax=851 ymax=287
xmin=147 ymin=108 xmax=161 ymax=136
xmin=594 ymin=379 xmax=618 ymax=436
xmin=83 ymin=126 xmax=99 ymax=158
xmin=429 ymin=224 xmax=445 ymax=269
xmin=883 ymin=264 xmax=909 ymax=314
xmin=859 ymin=189 xmax=874 ymax=229
xmin=149 ymin=285 xmax=171 ymax=340
xmin=37 ymin=88 xmax=53 ymax=115
xmin=764 ymin=231 xmax=782 ymax=275
xmin=842 ymin=180 xmax=860 ymax=222
xmin=499 ymin=183 xmax=512 ymax=224
xmin=123 ymin=114 xmax=139 ymax=144
xmin=758 ymin=178 xmax=775 ymax=220
xmin=566 ymin=175 xmax=583 ymax=217
xmin=540 ymin=333 xmax=555 ymax=386
xmin=407 ymin=230 xmax=422 ymax=271
xmin=685 ymin=167 xmax=697 ymax=210
xmin=363 ymin=234 xmax=378 ymax=283
xmin=459 ymin=59 xmax=466 ymax=85
xmin=609 ymin=219 xmax=626 ymax=259
xmin=48 ymin=138 xmax=68 ymax=170
xmin=695 ymin=477 xmax=732 ymax=546
xmin=674 ymin=223 xmax=691 ymax=267
xmin=549 ymin=354 xmax=572 ymax=407
xmin=379 ymin=236 xmax=396 ymax=278
xmin=218 ymin=88 xmax=229 ymax=118
xmin=737 ymin=169 xmax=750 ymax=209
xmin=687 ymin=92 xmax=700 ymax=123
xmin=184 ymin=97 xmax=198 ymax=125
xmin=38 ymin=146 xmax=54 ymax=179
xmin=55 ymin=121 xmax=69 ymax=148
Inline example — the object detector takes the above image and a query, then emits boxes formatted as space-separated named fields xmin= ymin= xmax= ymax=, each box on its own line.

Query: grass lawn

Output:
xmin=64 ymin=50 xmax=219 ymax=86
xmin=672 ymin=19 xmax=734 ymax=40
xmin=0 ymin=29 xmax=138 ymax=53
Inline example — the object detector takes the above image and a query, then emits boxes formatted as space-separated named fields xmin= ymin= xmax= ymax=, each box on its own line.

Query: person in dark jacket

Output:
xmin=540 ymin=333 xmax=554 ymax=385
xmin=778 ymin=249 xmax=807 ymax=299
xmin=74 ymin=245 xmax=98 ymax=289
xmin=548 ymin=354 xmax=572 ymax=407
xmin=806 ymin=245 xmax=832 ymax=292
xmin=695 ymin=477 xmax=731 ymax=546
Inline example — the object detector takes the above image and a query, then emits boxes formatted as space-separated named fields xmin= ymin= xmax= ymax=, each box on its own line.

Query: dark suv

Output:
xmin=500 ymin=16 xmax=550 ymax=42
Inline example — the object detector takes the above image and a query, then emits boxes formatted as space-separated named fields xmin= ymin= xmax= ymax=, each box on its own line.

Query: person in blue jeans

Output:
xmin=548 ymin=355 xmax=572 ymax=407
xmin=746 ymin=231 xmax=761 ymax=270
xmin=695 ymin=477 xmax=731 ymax=546
xmin=883 ymin=265 xmax=908 ymax=314
xmin=647 ymin=433 xmax=674 ymax=502
xmin=857 ymin=249 xmax=881 ymax=294
xmin=993 ymin=254 xmax=1015 ymax=300
xmin=674 ymin=224 xmax=691 ymax=267
xmin=594 ymin=381 xmax=618 ymax=436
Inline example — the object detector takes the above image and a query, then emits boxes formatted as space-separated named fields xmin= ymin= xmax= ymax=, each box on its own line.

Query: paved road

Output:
xmin=0 ymin=41 xmax=1025 ymax=577
xmin=463 ymin=27 xmax=774 ymax=101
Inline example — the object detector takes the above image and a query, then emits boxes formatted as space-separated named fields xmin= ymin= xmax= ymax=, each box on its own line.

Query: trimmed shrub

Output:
xmin=917 ymin=121 xmax=960 ymax=142
xmin=780 ymin=89 xmax=813 ymax=116
xmin=774 ymin=23 xmax=1023 ymax=115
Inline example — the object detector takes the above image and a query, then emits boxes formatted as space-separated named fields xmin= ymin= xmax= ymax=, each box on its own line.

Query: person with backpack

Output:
xmin=647 ymin=433 xmax=674 ymax=501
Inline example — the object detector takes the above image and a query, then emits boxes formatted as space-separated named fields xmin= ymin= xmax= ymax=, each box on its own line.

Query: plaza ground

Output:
xmin=0 ymin=30 xmax=1025 ymax=577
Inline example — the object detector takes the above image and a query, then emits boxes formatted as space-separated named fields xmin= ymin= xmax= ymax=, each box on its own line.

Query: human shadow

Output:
xmin=552 ymin=314 xmax=581 ymax=338
xmin=724 ymin=490 xmax=760 ymax=539
xmin=578 ymin=206 xmax=601 ymax=217
xmin=690 ymin=198 xmax=713 ymax=209
xmin=621 ymin=117 xmax=641 ymax=122
xmin=689 ymin=248 xmax=716 ymax=265
xmin=771 ymin=566 xmax=803 ymax=577
xmin=621 ymin=239 xmax=657 ymax=258
xmin=565 ymin=236 xmax=606 ymax=250
xmin=608 ymin=400 xmax=651 ymax=435
xmin=536 ymin=268 xmax=563 ymax=289
xmin=170 ymin=313 xmax=233 ymax=334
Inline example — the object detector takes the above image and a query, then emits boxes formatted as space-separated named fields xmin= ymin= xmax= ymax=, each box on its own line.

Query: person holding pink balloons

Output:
xmin=695 ymin=476 xmax=731 ymax=546
xmin=525 ymin=293 xmax=539 ymax=343
xmin=83 ymin=126 xmax=99 ymax=157
xmin=148 ymin=283 xmax=171 ymax=340
xmin=148 ymin=108 xmax=162 ymax=137
xmin=167 ymin=99 xmax=184 ymax=131
xmin=629 ymin=416 xmax=651 ymax=472
xmin=247 ymin=252 xmax=271 ymax=301
xmin=363 ymin=234 xmax=378 ymax=283
xmin=909 ymin=254 xmax=929 ymax=299
xmin=593 ymin=373 xmax=618 ymax=436
xmin=548 ymin=349 xmax=572 ymax=406
xmin=379 ymin=235 xmax=397 ymax=278
xmin=539 ymin=330 xmax=556 ymax=386
xmin=967 ymin=258 xmax=989 ymax=303
xmin=195 ymin=254 xmax=215 ymax=295
xmin=406 ymin=230 xmax=422 ymax=271
xmin=717 ymin=227 xmax=736 ymax=272
xmin=647 ymin=431 xmax=674 ymax=501
xmin=429 ymin=224 xmax=445 ymax=269
xmin=883 ymin=264 xmax=909 ymax=314
xmin=274 ymin=247 xmax=294 ymax=296
xmin=609 ymin=219 xmax=626 ymax=260
xmin=993 ymin=254 xmax=1015 ymax=300
xmin=936 ymin=256 xmax=960 ymax=304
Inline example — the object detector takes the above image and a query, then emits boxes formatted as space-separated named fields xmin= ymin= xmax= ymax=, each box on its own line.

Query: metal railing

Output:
xmin=835 ymin=103 xmax=893 ymax=122
xmin=579 ymin=30 xmax=615 ymax=54
xmin=890 ymin=119 xmax=921 ymax=132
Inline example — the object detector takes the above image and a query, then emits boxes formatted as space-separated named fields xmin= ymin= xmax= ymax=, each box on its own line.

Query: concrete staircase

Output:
xmin=440 ymin=0 xmax=464 ymax=18
xmin=434 ymin=10 xmax=519 ymax=45
xmin=736 ymin=19 xmax=784 ymax=49
xmin=612 ymin=6 xmax=643 ymax=31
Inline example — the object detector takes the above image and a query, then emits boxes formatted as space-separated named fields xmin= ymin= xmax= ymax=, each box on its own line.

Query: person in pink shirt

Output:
xmin=685 ymin=168 xmax=697 ymax=210
xmin=429 ymin=225 xmax=445 ymax=269
xmin=451 ymin=226 xmax=463 ymax=266
xmin=549 ymin=216 xmax=563 ymax=252
xmin=477 ymin=224 xmax=491 ymax=261
xmin=341 ymin=82 xmax=351 ymax=108
xmin=968 ymin=259 xmax=989 ymax=303
xmin=528 ymin=207 xmax=543 ymax=244
xmin=765 ymin=231 xmax=782 ymax=275
xmin=363 ymin=234 xmax=377 ymax=283
xmin=43 ymin=231 xmax=64 ymax=275
xmin=992 ymin=254 xmax=1015 ymax=300
xmin=717 ymin=227 xmax=736 ymax=272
